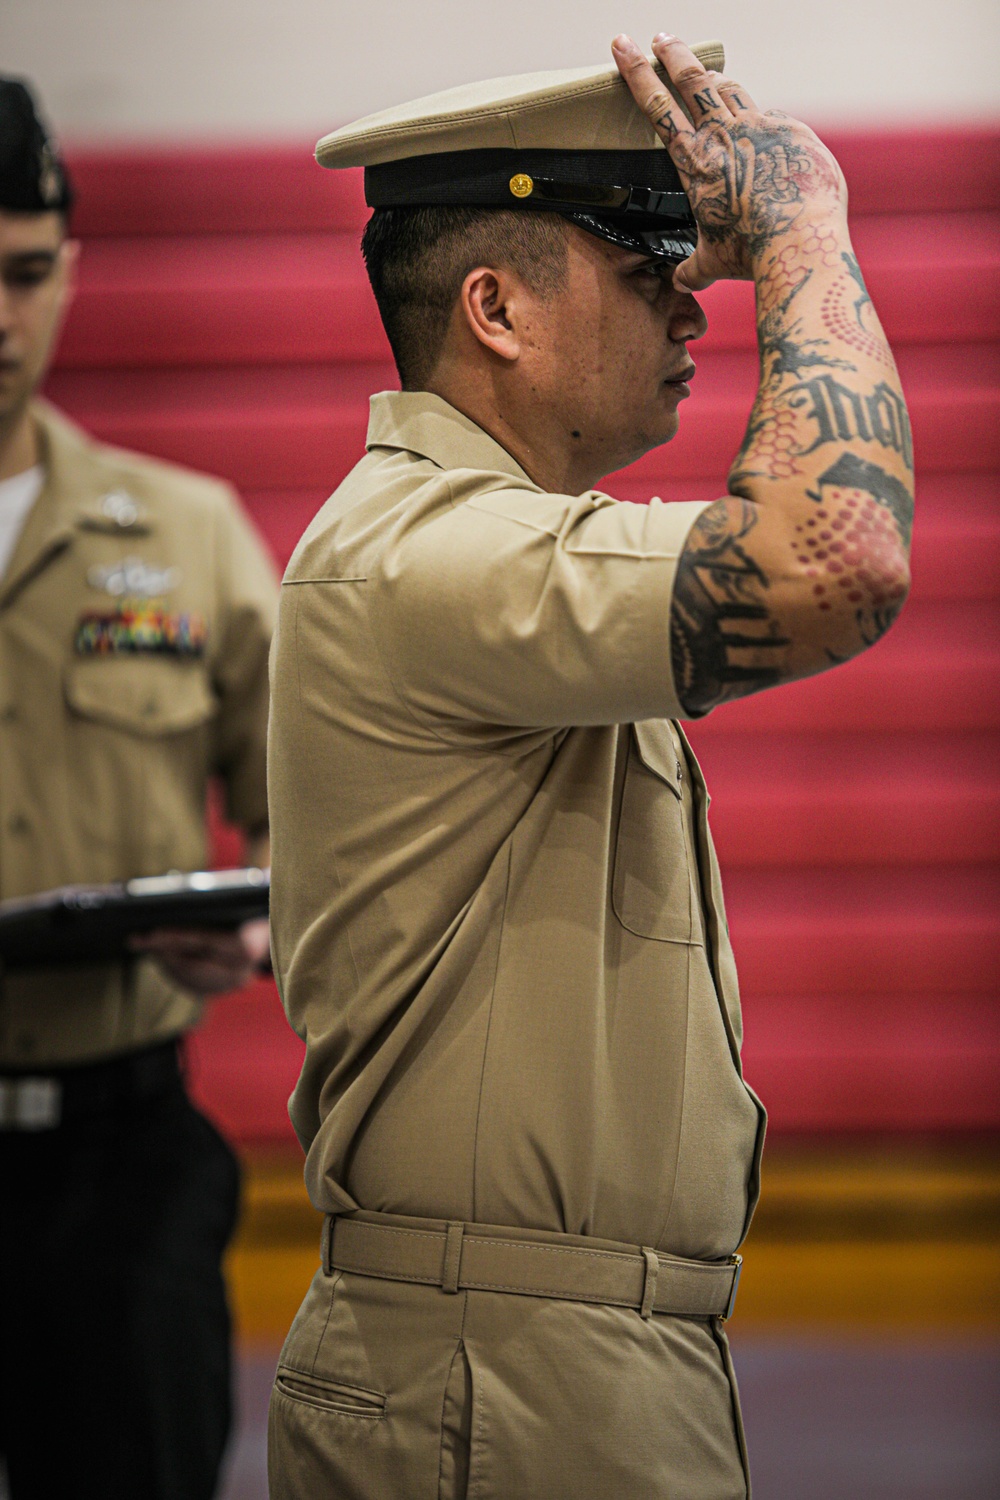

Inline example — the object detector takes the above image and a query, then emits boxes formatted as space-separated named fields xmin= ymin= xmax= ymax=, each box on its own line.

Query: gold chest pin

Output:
xmin=508 ymin=173 xmax=534 ymax=199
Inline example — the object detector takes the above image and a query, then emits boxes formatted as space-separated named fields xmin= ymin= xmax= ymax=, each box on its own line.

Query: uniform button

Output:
xmin=0 ymin=705 xmax=16 ymax=723
xmin=7 ymin=812 xmax=29 ymax=835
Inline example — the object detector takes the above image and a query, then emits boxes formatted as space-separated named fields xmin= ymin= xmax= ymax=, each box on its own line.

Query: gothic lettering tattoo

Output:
xmin=785 ymin=375 xmax=913 ymax=466
xmin=671 ymin=501 xmax=791 ymax=715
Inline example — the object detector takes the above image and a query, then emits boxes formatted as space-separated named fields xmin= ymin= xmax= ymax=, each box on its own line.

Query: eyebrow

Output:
xmin=3 ymin=249 xmax=59 ymax=262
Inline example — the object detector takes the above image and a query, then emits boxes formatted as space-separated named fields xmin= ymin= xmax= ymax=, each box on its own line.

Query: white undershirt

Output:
xmin=0 ymin=465 xmax=43 ymax=579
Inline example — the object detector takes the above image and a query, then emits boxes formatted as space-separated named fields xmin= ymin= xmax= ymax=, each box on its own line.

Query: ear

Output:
xmin=57 ymin=238 xmax=81 ymax=308
xmin=458 ymin=265 xmax=521 ymax=362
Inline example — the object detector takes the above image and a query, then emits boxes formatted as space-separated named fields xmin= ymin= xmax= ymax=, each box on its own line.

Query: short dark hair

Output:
xmin=361 ymin=206 xmax=568 ymax=389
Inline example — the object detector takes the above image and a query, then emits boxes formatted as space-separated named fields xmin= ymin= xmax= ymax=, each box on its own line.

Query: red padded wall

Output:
xmin=51 ymin=130 xmax=1000 ymax=1144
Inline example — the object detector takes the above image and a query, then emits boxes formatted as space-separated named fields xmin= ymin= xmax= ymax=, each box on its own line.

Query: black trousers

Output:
xmin=0 ymin=1042 xmax=240 ymax=1500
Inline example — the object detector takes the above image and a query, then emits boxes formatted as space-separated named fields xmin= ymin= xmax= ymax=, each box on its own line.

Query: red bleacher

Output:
xmin=53 ymin=129 xmax=1000 ymax=1143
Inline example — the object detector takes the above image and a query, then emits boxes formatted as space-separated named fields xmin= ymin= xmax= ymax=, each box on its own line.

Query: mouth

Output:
xmin=662 ymin=362 xmax=696 ymax=398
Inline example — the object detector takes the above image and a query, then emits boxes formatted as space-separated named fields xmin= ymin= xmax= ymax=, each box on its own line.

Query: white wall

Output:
xmin=2 ymin=0 xmax=998 ymax=141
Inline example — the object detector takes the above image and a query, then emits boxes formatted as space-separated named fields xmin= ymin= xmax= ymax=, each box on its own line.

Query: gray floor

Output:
xmin=733 ymin=1336 xmax=1000 ymax=1500
xmin=219 ymin=1335 xmax=1000 ymax=1500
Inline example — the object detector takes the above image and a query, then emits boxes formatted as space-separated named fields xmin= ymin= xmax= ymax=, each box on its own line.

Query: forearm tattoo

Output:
xmin=671 ymin=501 xmax=790 ymax=715
xmin=672 ymin=234 xmax=914 ymax=715
xmin=791 ymin=452 xmax=913 ymax=650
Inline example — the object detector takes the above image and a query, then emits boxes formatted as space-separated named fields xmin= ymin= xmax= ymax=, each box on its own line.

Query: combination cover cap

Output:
xmin=316 ymin=43 xmax=725 ymax=264
xmin=0 ymin=77 xmax=74 ymax=215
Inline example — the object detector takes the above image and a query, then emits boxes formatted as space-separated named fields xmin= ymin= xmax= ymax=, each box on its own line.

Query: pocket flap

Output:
xmin=65 ymin=657 xmax=216 ymax=737
xmin=632 ymin=719 xmax=684 ymax=799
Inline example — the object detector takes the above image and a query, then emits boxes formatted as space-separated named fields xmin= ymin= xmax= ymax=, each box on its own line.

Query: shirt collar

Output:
xmin=33 ymin=400 xmax=153 ymax=533
xmin=366 ymin=391 xmax=535 ymax=484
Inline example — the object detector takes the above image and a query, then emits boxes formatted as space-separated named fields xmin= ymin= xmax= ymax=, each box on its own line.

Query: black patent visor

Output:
xmin=567 ymin=210 xmax=696 ymax=265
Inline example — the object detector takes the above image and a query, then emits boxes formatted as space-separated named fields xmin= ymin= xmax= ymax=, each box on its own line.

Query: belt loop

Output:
xmin=441 ymin=1221 xmax=465 ymax=1294
xmin=639 ymin=1247 xmax=659 ymax=1319
xmin=322 ymin=1214 xmax=335 ymax=1276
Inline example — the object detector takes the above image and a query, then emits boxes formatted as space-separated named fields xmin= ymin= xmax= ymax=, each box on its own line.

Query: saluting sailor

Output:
xmin=267 ymin=33 xmax=914 ymax=1499
xmin=0 ymin=78 xmax=278 ymax=1500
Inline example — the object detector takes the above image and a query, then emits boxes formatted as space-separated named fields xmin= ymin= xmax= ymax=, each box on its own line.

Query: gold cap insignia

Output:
xmin=508 ymin=173 xmax=534 ymax=199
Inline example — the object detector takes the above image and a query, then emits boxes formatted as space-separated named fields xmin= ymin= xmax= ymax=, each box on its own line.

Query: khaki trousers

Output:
xmin=268 ymin=1263 xmax=750 ymax=1499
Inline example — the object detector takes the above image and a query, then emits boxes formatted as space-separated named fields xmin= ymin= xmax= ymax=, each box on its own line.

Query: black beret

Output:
xmin=0 ymin=77 xmax=74 ymax=215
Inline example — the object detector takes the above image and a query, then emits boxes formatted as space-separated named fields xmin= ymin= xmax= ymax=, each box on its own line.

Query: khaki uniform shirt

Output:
xmin=269 ymin=392 xmax=764 ymax=1262
xmin=0 ymin=402 xmax=277 ymax=1068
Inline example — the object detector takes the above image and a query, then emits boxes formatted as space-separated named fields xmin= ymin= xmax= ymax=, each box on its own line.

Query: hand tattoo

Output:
xmin=675 ymin=119 xmax=842 ymax=269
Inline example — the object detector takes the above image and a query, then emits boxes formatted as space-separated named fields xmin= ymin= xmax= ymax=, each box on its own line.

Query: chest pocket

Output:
xmin=612 ymin=719 xmax=694 ymax=944
xmin=64 ymin=656 xmax=216 ymax=736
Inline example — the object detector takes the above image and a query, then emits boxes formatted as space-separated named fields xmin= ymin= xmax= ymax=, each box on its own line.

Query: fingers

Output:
xmin=649 ymin=34 xmax=731 ymax=128
xmin=672 ymin=252 xmax=718 ymax=295
xmin=613 ymin=33 xmax=759 ymax=146
xmin=130 ymin=927 xmax=246 ymax=959
xmin=612 ymin=34 xmax=693 ymax=151
xmin=238 ymin=915 xmax=273 ymax=968
xmin=712 ymin=75 xmax=759 ymax=116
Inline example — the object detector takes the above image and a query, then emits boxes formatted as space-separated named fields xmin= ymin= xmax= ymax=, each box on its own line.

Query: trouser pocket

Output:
xmin=268 ymin=1267 xmax=471 ymax=1500
xmin=273 ymin=1366 xmax=386 ymax=1418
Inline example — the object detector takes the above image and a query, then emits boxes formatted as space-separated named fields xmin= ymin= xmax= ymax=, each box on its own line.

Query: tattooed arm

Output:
xmin=613 ymin=34 xmax=914 ymax=715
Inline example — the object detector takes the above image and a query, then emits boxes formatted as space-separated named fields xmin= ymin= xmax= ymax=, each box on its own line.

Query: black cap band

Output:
xmin=365 ymin=147 xmax=696 ymax=263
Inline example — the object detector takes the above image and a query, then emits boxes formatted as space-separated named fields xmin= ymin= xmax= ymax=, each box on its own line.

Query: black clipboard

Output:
xmin=0 ymin=868 xmax=269 ymax=970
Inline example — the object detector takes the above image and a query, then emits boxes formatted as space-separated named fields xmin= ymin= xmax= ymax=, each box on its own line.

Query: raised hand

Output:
xmin=611 ymin=33 xmax=913 ymax=717
xmin=611 ymin=33 xmax=846 ymax=291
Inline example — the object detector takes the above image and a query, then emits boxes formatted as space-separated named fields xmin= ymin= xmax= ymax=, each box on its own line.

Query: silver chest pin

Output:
xmin=100 ymin=490 xmax=140 ymax=527
xmin=87 ymin=557 xmax=181 ymax=597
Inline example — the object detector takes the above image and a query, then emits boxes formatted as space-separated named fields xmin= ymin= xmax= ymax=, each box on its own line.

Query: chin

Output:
xmin=645 ymin=411 xmax=681 ymax=449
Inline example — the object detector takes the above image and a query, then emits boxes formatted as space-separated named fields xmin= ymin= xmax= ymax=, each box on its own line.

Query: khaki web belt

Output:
xmin=323 ymin=1209 xmax=742 ymax=1322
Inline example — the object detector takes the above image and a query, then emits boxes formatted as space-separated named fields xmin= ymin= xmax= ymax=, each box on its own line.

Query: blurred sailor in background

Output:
xmin=0 ymin=78 xmax=277 ymax=1500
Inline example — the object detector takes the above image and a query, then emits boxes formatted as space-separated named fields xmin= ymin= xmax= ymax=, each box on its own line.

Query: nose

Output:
xmin=667 ymin=286 xmax=708 ymax=343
